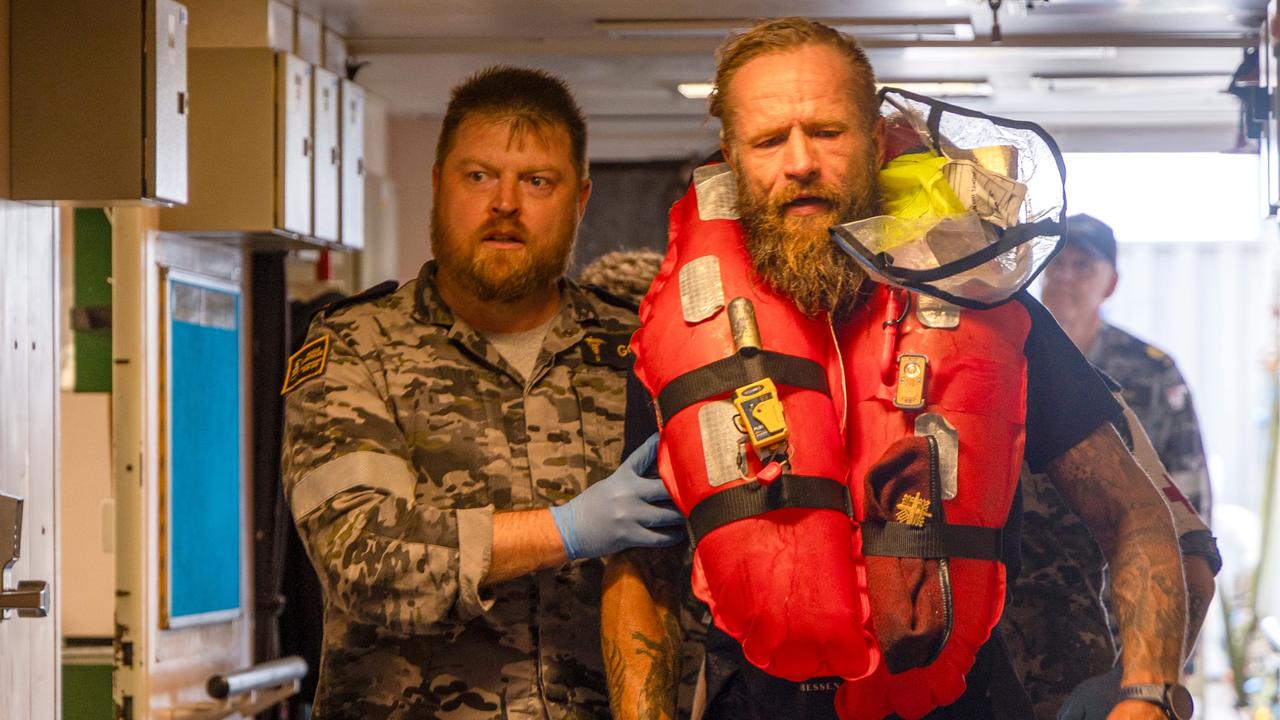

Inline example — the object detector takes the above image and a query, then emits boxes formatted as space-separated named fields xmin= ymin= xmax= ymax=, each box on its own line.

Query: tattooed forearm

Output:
xmin=631 ymin=609 xmax=683 ymax=716
xmin=1047 ymin=423 xmax=1185 ymax=684
xmin=601 ymin=548 xmax=684 ymax=720
xmin=603 ymin=635 xmax=626 ymax=713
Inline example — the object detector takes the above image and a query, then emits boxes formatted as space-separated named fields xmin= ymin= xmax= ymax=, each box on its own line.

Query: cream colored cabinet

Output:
xmin=340 ymin=80 xmax=367 ymax=249
xmin=312 ymin=68 xmax=342 ymax=243
xmin=160 ymin=49 xmax=316 ymax=241
xmin=10 ymin=0 xmax=189 ymax=204
xmin=277 ymin=54 xmax=314 ymax=237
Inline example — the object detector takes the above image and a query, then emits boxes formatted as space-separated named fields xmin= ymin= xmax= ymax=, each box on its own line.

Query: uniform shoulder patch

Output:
xmin=1143 ymin=344 xmax=1171 ymax=365
xmin=582 ymin=283 xmax=640 ymax=313
xmin=320 ymin=280 xmax=400 ymax=318
xmin=579 ymin=332 xmax=634 ymax=370
xmin=281 ymin=335 xmax=330 ymax=395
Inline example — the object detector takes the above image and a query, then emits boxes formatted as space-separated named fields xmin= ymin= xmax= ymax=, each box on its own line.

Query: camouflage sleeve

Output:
xmin=1149 ymin=362 xmax=1212 ymax=517
xmin=282 ymin=320 xmax=495 ymax=633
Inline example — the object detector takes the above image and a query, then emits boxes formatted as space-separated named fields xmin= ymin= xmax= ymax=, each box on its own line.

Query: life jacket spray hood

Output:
xmin=831 ymin=87 xmax=1068 ymax=309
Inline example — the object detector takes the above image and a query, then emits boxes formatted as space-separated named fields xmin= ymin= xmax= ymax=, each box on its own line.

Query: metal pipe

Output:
xmin=206 ymin=656 xmax=308 ymax=699
xmin=727 ymin=297 xmax=761 ymax=352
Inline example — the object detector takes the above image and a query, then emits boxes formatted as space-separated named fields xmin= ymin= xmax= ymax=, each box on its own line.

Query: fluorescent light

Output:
xmin=1031 ymin=73 xmax=1231 ymax=94
xmin=904 ymin=46 xmax=1119 ymax=62
xmin=677 ymin=83 xmax=714 ymax=99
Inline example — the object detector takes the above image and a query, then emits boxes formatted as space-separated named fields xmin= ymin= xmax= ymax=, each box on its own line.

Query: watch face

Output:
xmin=1168 ymin=684 xmax=1194 ymax=720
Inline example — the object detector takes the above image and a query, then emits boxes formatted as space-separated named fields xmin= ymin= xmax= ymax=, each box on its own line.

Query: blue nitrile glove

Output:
xmin=549 ymin=433 xmax=685 ymax=561
xmin=1057 ymin=664 xmax=1123 ymax=720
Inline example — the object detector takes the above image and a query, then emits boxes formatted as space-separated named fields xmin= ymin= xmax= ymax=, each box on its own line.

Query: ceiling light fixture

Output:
xmin=676 ymin=83 xmax=714 ymax=99
xmin=903 ymin=45 xmax=1120 ymax=62
xmin=1030 ymin=73 xmax=1233 ymax=94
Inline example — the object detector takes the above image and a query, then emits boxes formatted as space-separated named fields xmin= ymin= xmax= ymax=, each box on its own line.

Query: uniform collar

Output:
xmin=412 ymin=260 xmax=456 ymax=327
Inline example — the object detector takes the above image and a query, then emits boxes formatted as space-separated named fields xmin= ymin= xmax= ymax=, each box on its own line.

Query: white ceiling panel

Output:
xmin=308 ymin=0 xmax=1268 ymax=157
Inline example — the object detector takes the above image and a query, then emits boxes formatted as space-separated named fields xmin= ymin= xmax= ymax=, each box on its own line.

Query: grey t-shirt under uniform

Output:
xmin=482 ymin=317 xmax=555 ymax=384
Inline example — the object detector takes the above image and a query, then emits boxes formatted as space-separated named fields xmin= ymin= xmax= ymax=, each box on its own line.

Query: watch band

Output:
xmin=1117 ymin=683 xmax=1193 ymax=720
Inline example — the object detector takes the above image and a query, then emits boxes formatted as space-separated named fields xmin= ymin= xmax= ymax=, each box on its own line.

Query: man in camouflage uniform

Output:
xmin=282 ymin=66 xmax=683 ymax=720
xmin=1041 ymin=213 xmax=1212 ymax=515
xmin=1005 ymin=213 xmax=1218 ymax=718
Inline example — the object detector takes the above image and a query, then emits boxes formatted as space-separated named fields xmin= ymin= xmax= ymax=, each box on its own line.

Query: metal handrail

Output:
xmin=206 ymin=656 xmax=307 ymax=699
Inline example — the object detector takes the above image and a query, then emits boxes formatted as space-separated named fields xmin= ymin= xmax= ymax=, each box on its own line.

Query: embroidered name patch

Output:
xmin=281 ymin=336 xmax=330 ymax=395
xmin=580 ymin=333 xmax=633 ymax=370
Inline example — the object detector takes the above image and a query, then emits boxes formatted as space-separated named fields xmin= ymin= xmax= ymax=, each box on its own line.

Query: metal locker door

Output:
xmin=311 ymin=67 xmax=341 ymax=243
xmin=0 ymin=206 xmax=59 ymax=720
xmin=148 ymin=0 xmax=189 ymax=205
xmin=276 ymin=53 xmax=313 ymax=237
xmin=340 ymin=80 xmax=366 ymax=249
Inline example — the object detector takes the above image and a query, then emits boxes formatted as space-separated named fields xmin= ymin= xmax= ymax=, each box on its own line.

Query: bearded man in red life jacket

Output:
xmin=601 ymin=17 xmax=1189 ymax=720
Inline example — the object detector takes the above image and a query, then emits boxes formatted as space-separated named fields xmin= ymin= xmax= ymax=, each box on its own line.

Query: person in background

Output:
xmin=1041 ymin=213 xmax=1212 ymax=517
xmin=1024 ymin=213 xmax=1219 ymax=719
xmin=281 ymin=65 xmax=684 ymax=719
xmin=578 ymin=248 xmax=665 ymax=302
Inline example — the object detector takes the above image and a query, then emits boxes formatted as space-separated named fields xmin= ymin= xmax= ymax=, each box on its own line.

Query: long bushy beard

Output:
xmin=431 ymin=205 xmax=574 ymax=303
xmin=736 ymin=165 xmax=879 ymax=319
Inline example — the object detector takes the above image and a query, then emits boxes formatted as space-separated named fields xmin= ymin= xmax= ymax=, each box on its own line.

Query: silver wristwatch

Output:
xmin=1116 ymin=683 xmax=1194 ymax=720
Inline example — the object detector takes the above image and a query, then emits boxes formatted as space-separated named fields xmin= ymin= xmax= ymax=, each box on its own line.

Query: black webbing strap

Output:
xmin=862 ymin=521 xmax=1003 ymax=561
xmin=687 ymin=474 xmax=850 ymax=547
xmin=880 ymin=219 xmax=1061 ymax=284
xmin=656 ymin=350 xmax=829 ymax=423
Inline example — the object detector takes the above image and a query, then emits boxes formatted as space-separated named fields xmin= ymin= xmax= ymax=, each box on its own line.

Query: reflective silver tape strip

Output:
xmin=699 ymin=400 xmax=747 ymax=487
xmin=289 ymin=451 xmax=418 ymax=521
xmin=680 ymin=255 xmax=726 ymax=323
xmin=916 ymin=294 xmax=961 ymax=329
xmin=693 ymin=164 xmax=739 ymax=221
xmin=915 ymin=413 xmax=959 ymax=500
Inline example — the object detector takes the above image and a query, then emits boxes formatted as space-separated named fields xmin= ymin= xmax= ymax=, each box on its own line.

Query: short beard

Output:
xmin=736 ymin=166 xmax=879 ymax=319
xmin=430 ymin=206 xmax=574 ymax=304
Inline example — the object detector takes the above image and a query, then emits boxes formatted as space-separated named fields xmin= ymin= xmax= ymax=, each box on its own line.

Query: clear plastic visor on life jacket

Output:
xmin=831 ymin=87 xmax=1068 ymax=309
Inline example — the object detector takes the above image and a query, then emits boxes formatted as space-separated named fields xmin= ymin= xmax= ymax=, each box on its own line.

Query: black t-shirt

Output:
xmin=622 ymin=291 xmax=1121 ymax=719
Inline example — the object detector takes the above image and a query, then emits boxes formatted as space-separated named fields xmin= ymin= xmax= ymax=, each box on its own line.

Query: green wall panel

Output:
xmin=73 ymin=208 xmax=112 ymax=392
xmin=63 ymin=663 xmax=112 ymax=720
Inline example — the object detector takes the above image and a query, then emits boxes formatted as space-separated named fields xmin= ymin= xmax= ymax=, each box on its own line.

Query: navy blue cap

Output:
xmin=1065 ymin=214 xmax=1117 ymax=267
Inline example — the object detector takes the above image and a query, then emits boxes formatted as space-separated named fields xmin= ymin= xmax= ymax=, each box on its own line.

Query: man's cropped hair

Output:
xmin=710 ymin=17 xmax=879 ymax=141
xmin=436 ymin=65 xmax=588 ymax=178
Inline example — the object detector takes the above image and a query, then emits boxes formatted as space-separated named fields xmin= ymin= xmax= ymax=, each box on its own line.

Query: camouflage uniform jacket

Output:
xmin=282 ymin=261 xmax=638 ymax=720
xmin=1088 ymin=322 xmax=1211 ymax=515
xmin=1001 ymin=463 xmax=1116 ymax=720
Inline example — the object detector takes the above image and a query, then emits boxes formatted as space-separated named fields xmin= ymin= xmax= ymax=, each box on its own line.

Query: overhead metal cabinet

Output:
xmin=10 ymin=0 xmax=189 ymax=204
xmin=311 ymin=68 xmax=341 ymax=244
xmin=278 ymin=53 xmax=314 ymax=238
xmin=340 ymin=80 xmax=367 ymax=249
xmin=160 ymin=49 xmax=314 ymax=241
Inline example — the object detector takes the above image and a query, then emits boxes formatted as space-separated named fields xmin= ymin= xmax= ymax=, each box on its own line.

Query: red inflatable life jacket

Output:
xmin=835 ymin=284 xmax=1031 ymax=720
xmin=632 ymin=165 xmax=879 ymax=682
